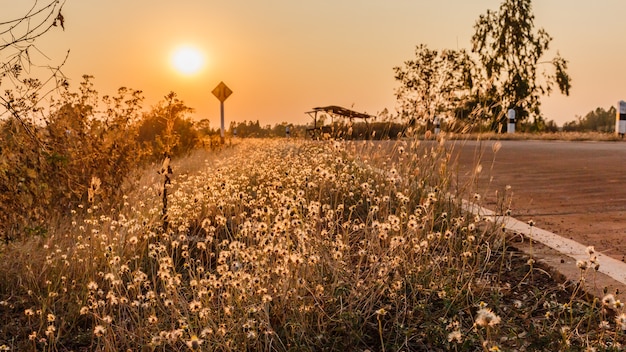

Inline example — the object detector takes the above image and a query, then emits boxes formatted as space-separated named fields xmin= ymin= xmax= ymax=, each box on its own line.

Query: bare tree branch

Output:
xmin=1 ymin=0 xmax=68 ymax=145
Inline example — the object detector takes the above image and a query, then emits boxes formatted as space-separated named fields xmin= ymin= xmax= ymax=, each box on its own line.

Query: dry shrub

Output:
xmin=0 ymin=77 xmax=200 ymax=242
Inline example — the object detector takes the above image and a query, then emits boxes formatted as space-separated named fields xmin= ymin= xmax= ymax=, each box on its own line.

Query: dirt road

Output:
xmin=449 ymin=139 xmax=626 ymax=263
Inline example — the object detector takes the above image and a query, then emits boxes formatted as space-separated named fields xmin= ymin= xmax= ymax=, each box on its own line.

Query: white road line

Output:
xmin=354 ymin=153 xmax=626 ymax=286
xmin=465 ymin=201 xmax=626 ymax=286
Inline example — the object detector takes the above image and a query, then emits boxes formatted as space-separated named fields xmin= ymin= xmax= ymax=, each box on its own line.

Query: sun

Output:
xmin=171 ymin=46 xmax=204 ymax=75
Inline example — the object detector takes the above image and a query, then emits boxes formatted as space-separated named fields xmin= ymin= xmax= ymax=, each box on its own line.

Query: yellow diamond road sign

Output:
xmin=212 ymin=81 xmax=232 ymax=102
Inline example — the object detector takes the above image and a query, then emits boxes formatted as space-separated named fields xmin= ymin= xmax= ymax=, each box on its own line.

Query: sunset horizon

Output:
xmin=4 ymin=1 xmax=626 ymax=128
xmin=4 ymin=2 xmax=626 ymax=350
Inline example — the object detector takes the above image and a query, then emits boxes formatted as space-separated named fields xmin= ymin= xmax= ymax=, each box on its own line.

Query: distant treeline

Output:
xmin=562 ymin=106 xmax=616 ymax=133
xmin=224 ymin=105 xmax=622 ymax=138
xmin=224 ymin=109 xmax=620 ymax=139
xmin=226 ymin=120 xmax=407 ymax=140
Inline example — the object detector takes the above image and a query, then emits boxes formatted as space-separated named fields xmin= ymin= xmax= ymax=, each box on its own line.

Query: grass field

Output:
xmin=1 ymin=137 xmax=625 ymax=351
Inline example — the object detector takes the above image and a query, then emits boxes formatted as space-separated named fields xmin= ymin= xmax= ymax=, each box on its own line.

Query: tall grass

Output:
xmin=0 ymin=137 xmax=624 ymax=351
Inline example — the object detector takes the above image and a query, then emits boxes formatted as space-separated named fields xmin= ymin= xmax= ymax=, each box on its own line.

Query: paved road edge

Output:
xmin=464 ymin=200 xmax=626 ymax=296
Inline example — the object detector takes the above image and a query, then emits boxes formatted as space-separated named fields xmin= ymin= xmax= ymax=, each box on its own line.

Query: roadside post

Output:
xmin=617 ymin=100 xmax=626 ymax=137
xmin=212 ymin=81 xmax=233 ymax=144
xmin=507 ymin=108 xmax=516 ymax=134
xmin=434 ymin=116 xmax=441 ymax=135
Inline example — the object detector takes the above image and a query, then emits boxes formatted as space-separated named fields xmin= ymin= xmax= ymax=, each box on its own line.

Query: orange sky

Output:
xmin=5 ymin=1 xmax=626 ymax=127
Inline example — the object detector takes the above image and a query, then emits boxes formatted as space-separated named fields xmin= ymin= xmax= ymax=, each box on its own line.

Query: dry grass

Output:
xmin=0 ymin=137 xmax=624 ymax=351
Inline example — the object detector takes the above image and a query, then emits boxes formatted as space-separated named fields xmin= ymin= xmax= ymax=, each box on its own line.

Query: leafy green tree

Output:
xmin=471 ymin=0 xmax=571 ymax=129
xmin=393 ymin=44 xmax=475 ymax=127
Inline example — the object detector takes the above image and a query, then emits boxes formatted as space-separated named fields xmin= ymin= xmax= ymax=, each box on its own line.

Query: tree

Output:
xmin=194 ymin=119 xmax=213 ymax=135
xmin=393 ymin=44 xmax=475 ymax=127
xmin=471 ymin=0 xmax=571 ymax=129
xmin=1 ymin=1 xmax=68 ymax=126
xmin=137 ymin=92 xmax=199 ymax=158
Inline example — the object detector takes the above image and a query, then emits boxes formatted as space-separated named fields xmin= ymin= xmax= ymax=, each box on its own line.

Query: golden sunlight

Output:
xmin=171 ymin=46 xmax=204 ymax=75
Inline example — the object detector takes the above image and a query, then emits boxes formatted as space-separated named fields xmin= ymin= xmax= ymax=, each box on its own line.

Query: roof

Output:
xmin=307 ymin=105 xmax=374 ymax=120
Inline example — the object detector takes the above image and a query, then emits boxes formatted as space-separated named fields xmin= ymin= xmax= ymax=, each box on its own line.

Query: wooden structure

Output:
xmin=305 ymin=105 xmax=374 ymax=139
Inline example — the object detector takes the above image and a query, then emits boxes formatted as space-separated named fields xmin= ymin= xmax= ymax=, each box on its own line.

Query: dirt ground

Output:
xmin=449 ymin=139 xmax=626 ymax=263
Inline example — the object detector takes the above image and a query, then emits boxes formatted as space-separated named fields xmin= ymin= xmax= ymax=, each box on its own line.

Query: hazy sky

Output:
xmin=5 ymin=1 xmax=626 ymax=127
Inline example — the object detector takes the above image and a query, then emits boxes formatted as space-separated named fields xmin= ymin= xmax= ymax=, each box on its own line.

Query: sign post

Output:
xmin=617 ymin=100 xmax=626 ymax=138
xmin=433 ymin=116 xmax=441 ymax=135
xmin=507 ymin=108 xmax=516 ymax=134
xmin=212 ymin=81 xmax=233 ymax=144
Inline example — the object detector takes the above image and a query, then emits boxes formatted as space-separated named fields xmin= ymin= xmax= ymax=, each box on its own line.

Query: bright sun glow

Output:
xmin=172 ymin=46 xmax=204 ymax=75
